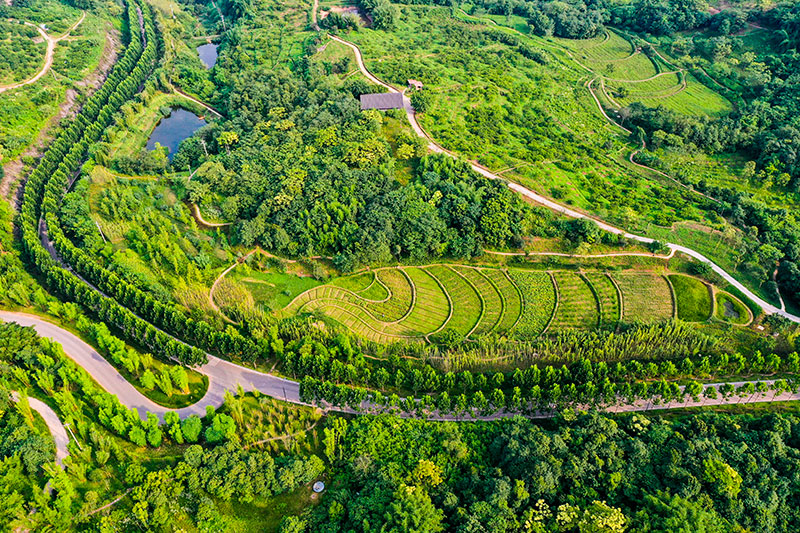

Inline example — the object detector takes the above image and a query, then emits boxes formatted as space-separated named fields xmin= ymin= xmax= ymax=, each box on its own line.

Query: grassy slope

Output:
xmin=669 ymin=274 xmax=712 ymax=322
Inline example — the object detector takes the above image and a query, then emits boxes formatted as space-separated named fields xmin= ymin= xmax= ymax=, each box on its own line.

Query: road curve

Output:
xmin=328 ymin=33 xmax=799 ymax=323
xmin=6 ymin=310 xmax=800 ymax=424
xmin=0 ymin=311 xmax=301 ymax=421
xmin=10 ymin=392 xmax=69 ymax=467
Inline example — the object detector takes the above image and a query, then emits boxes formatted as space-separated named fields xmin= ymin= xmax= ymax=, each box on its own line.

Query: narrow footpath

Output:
xmin=0 ymin=12 xmax=86 ymax=94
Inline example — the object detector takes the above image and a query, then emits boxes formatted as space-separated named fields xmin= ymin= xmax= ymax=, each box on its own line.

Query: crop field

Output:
xmin=507 ymin=270 xmax=557 ymax=337
xmin=585 ymin=272 xmax=621 ymax=327
xmin=556 ymin=29 xmax=731 ymax=117
xmin=563 ymin=31 xmax=658 ymax=80
xmin=614 ymin=272 xmax=675 ymax=323
xmin=550 ymin=272 xmax=598 ymax=330
xmin=283 ymin=265 xmax=710 ymax=343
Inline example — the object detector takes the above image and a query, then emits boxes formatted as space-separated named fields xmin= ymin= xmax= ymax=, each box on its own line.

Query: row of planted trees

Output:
xmin=299 ymin=374 xmax=798 ymax=419
xmin=16 ymin=0 xmax=215 ymax=368
xmin=280 ymin=333 xmax=800 ymax=403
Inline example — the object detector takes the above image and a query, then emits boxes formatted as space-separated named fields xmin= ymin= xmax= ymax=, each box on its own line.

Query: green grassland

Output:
xmin=280 ymin=264 xmax=727 ymax=344
xmin=344 ymin=5 xmax=734 ymax=233
xmin=0 ymin=3 xmax=108 ymax=161
xmin=669 ymin=274 xmax=712 ymax=322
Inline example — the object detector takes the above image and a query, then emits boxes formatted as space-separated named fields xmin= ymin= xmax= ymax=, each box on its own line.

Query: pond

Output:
xmin=197 ymin=43 xmax=218 ymax=68
xmin=721 ymin=299 xmax=740 ymax=319
xmin=146 ymin=108 xmax=206 ymax=161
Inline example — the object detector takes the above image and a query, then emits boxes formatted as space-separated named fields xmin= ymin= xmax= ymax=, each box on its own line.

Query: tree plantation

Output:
xmin=2 ymin=0 xmax=800 ymax=529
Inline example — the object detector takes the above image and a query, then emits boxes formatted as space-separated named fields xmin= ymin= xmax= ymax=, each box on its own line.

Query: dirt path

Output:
xmin=172 ymin=86 xmax=223 ymax=118
xmin=484 ymin=248 xmax=677 ymax=260
xmin=208 ymin=248 xmax=260 ymax=323
xmin=0 ymin=12 xmax=86 ymax=94
xmin=1 ymin=20 xmax=120 ymax=206
xmin=191 ymin=202 xmax=232 ymax=228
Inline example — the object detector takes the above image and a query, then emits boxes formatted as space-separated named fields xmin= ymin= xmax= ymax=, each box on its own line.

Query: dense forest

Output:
xmin=172 ymin=73 xmax=527 ymax=270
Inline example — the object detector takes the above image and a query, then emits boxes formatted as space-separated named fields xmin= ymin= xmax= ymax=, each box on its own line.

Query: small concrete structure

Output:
xmin=360 ymin=92 xmax=404 ymax=111
xmin=407 ymin=79 xmax=423 ymax=91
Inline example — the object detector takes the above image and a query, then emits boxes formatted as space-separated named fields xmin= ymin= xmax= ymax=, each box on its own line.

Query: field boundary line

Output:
xmin=448 ymin=265 xmax=485 ymax=339
xmin=503 ymin=269 xmax=526 ymax=332
xmin=341 ymin=270 xmax=392 ymax=303
xmin=475 ymin=267 xmax=507 ymax=333
xmin=663 ymin=274 xmax=678 ymax=319
xmin=542 ymin=271 xmax=560 ymax=335
xmin=580 ymin=271 xmax=603 ymax=329
xmin=422 ymin=267 xmax=454 ymax=341
xmin=300 ymin=299 xmax=423 ymax=341
xmin=393 ymin=268 xmax=417 ymax=324
xmin=605 ymin=272 xmax=624 ymax=324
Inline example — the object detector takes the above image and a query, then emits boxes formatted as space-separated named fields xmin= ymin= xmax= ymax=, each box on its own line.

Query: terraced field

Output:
xmin=585 ymin=272 xmax=621 ymax=327
xmin=615 ymin=272 xmax=675 ymax=323
xmin=559 ymin=29 xmax=732 ymax=117
xmin=283 ymin=267 xmax=692 ymax=343
xmin=550 ymin=272 xmax=598 ymax=330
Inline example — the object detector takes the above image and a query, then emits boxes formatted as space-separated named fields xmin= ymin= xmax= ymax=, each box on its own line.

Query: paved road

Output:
xmin=5 ymin=310 xmax=800 ymax=423
xmin=329 ymin=33 xmax=800 ymax=324
xmin=0 ymin=12 xmax=86 ymax=94
xmin=0 ymin=311 xmax=301 ymax=421
xmin=10 ymin=392 xmax=69 ymax=468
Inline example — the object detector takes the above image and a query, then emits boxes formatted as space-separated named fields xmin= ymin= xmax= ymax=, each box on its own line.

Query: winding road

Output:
xmin=0 ymin=311 xmax=301 ymax=422
xmin=325 ymin=31 xmax=799 ymax=323
xmin=4 ymin=310 xmax=800 ymax=424
xmin=10 ymin=392 xmax=69 ymax=468
xmin=0 ymin=12 xmax=86 ymax=94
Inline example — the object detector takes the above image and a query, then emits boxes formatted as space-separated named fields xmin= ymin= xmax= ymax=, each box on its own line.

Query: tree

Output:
xmin=205 ymin=414 xmax=236 ymax=443
xmin=182 ymin=415 xmax=203 ymax=443
xmin=383 ymin=485 xmax=444 ymax=533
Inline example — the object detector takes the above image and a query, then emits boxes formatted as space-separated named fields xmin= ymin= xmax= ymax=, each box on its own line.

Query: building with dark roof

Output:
xmin=360 ymin=92 xmax=404 ymax=111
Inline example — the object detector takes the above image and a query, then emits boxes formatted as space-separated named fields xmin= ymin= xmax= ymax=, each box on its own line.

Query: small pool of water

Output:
xmin=197 ymin=43 xmax=218 ymax=68
xmin=146 ymin=108 xmax=206 ymax=160
xmin=722 ymin=300 xmax=740 ymax=319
